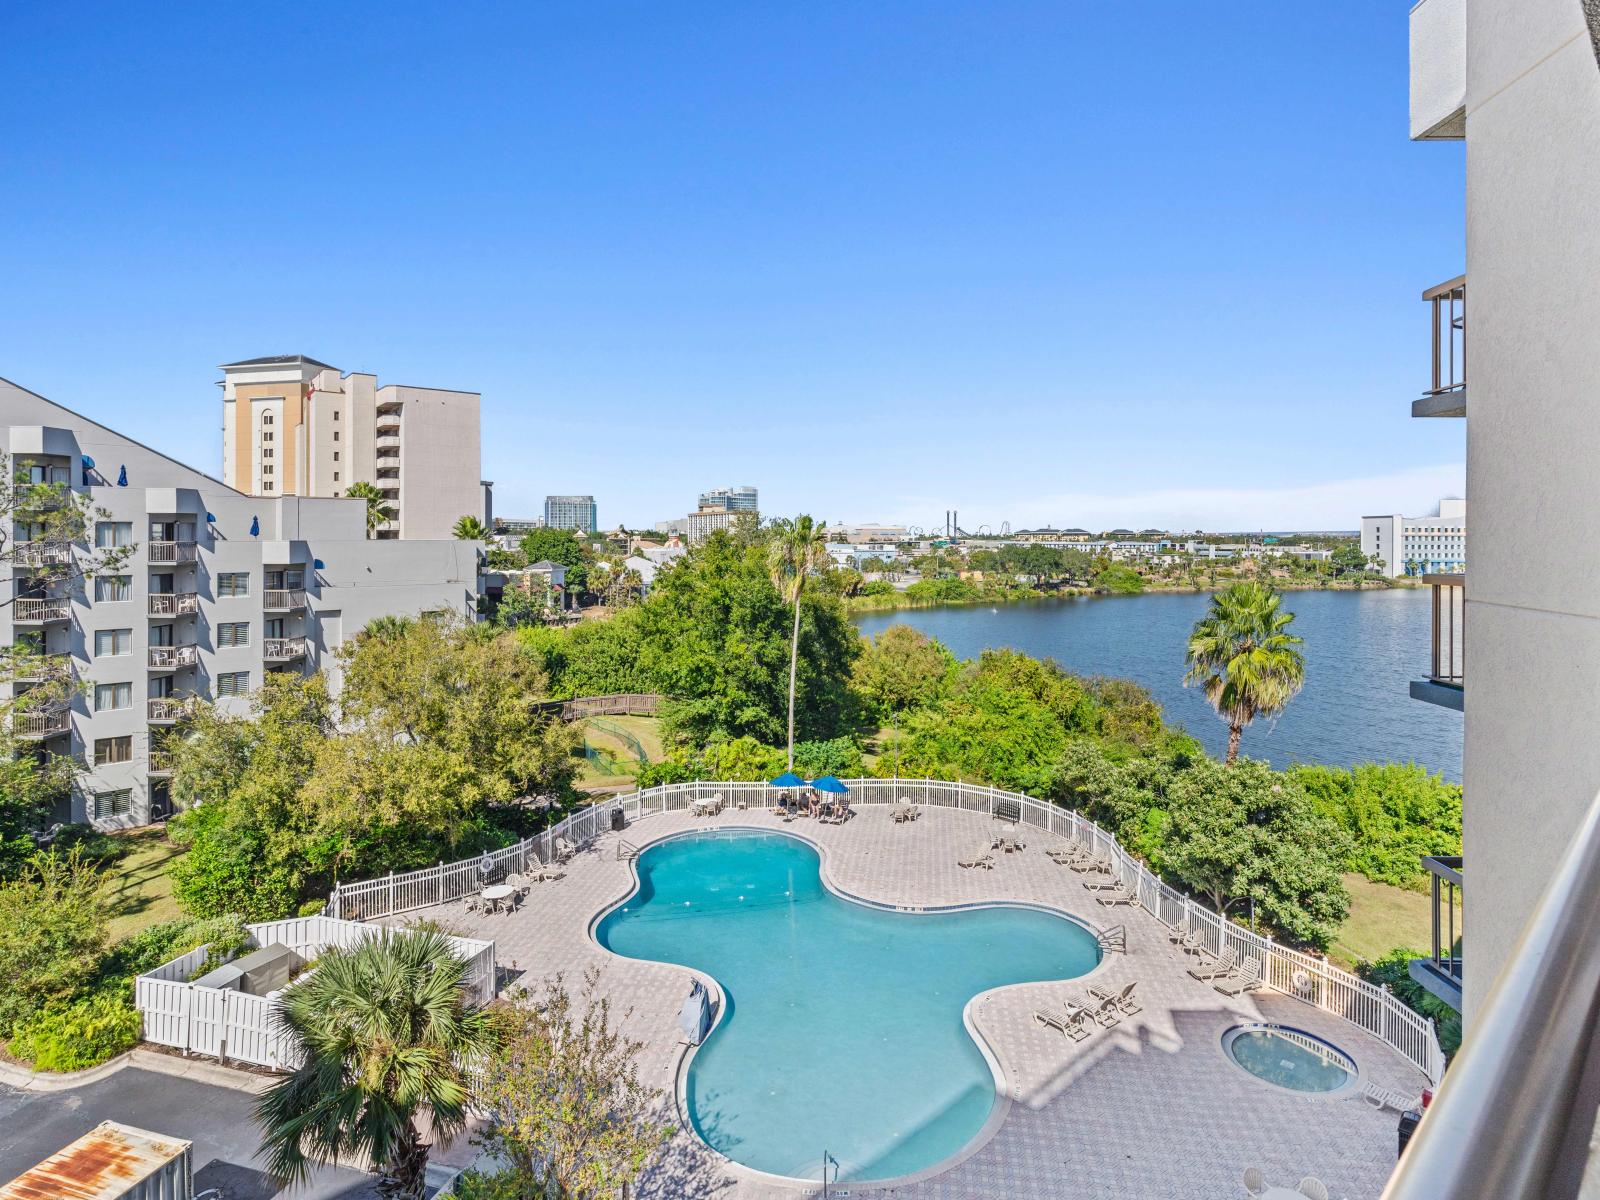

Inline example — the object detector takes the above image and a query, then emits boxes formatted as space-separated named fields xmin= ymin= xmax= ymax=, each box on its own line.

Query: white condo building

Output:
xmin=220 ymin=355 xmax=487 ymax=541
xmin=3 ymin=375 xmax=480 ymax=829
xmin=1360 ymin=498 xmax=1466 ymax=577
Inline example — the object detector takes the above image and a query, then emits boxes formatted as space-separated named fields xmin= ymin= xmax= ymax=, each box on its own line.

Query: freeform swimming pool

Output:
xmin=594 ymin=829 xmax=1102 ymax=1182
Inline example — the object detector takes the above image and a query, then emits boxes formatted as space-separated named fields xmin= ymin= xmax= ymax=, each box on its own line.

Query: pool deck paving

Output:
xmin=389 ymin=804 xmax=1428 ymax=1200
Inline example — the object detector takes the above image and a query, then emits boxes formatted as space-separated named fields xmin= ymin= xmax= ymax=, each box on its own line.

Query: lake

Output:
xmin=853 ymin=588 xmax=1462 ymax=780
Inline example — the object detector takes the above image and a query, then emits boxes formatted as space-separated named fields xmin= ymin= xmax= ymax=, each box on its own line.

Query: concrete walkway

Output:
xmin=393 ymin=804 xmax=1427 ymax=1200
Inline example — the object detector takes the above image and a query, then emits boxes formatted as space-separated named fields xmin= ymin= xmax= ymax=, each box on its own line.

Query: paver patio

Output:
xmin=391 ymin=804 xmax=1427 ymax=1200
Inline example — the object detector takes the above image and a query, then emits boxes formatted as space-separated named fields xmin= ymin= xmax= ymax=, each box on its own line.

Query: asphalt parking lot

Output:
xmin=0 ymin=1067 xmax=381 ymax=1199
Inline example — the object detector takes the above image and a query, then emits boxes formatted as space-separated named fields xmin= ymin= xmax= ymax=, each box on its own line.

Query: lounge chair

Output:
xmin=1097 ymin=925 xmax=1127 ymax=955
xmin=1362 ymin=1083 xmax=1421 ymax=1113
xmin=1090 ymin=981 xmax=1141 ymax=1016
xmin=1044 ymin=846 xmax=1077 ymax=865
xmin=1095 ymin=887 xmax=1139 ymax=908
xmin=1032 ymin=1006 xmax=1089 ymax=1042
xmin=1186 ymin=946 xmax=1238 ymax=982
xmin=1214 ymin=956 xmax=1264 ymax=996
xmin=1072 ymin=989 xmax=1121 ymax=1027
xmin=1067 ymin=853 xmax=1107 ymax=874
xmin=1082 ymin=874 xmax=1126 ymax=892
xmin=958 ymin=847 xmax=993 ymax=869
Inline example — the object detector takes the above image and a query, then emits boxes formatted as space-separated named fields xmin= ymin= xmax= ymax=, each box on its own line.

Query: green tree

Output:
xmin=452 ymin=515 xmax=491 ymax=541
xmin=0 ymin=849 xmax=109 ymax=1037
xmin=852 ymin=625 xmax=956 ymax=722
xmin=256 ymin=929 xmax=493 ymax=1199
xmin=468 ymin=969 xmax=672 ymax=1200
xmin=1330 ymin=543 xmax=1371 ymax=577
xmin=1184 ymin=581 xmax=1306 ymax=764
xmin=1093 ymin=564 xmax=1146 ymax=594
xmin=344 ymin=482 xmax=396 ymax=538
xmin=1292 ymin=762 xmax=1462 ymax=887
xmin=767 ymin=515 xmax=833 ymax=769
xmin=1163 ymin=758 xmax=1350 ymax=949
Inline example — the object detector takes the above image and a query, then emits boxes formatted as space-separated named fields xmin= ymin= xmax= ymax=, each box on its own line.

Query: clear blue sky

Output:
xmin=1 ymin=2 xmax=1463 ymax=533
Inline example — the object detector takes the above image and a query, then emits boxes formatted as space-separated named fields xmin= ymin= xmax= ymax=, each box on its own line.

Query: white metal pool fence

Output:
xmin=326 ymin=779 xmax=1446 ymax=1086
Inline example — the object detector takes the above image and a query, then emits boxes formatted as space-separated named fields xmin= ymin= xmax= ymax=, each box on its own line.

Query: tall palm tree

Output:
xmin=345 ymin=482 xmax=396 ymax=539
xmin=256 ymin=929 xmax=493 ymax=1199
xmin=452 ymin=514 xmax=491 ymax=541
xmin=1184 ymin=581 xmax=1305 ymax=764
xmin=767 ymin=515 xmax=831 ymax=769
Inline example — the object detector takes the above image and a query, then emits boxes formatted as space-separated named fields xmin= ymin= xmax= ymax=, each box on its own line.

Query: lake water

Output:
xmin=853 ymin=589 xmax=1462 ymax=780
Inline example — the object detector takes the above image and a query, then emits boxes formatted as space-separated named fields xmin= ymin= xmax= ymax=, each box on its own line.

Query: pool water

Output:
xmin=1224 ymin=1024 xmax=1356 ymax=1093
xmin=595 ymin=829 xmax=1101 ymax=1182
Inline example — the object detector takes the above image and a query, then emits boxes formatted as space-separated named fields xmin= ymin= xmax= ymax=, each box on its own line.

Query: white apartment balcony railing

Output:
xmin=147 ymin=697 xmax=185 ymax=723
xmin=147 ymin=749 xmax=173 ymax=774
xmin=1412 ymin=574 xmax=1465 ymax=711
xmin=12 ymin=541 xmax=73 ymax=568
xmin=264 ymin=636 xmax=308 ymax=662
xmin=263 ymin=589 xmax=307 ymax=611
xmin=147 ymin=591 xmax=199 ymax=617
xmin=1414 ymin=275 xmax=1466 ymax=418
xmin=147 ymin=645 xmax=199 ymax=671
xmin=147 ymin=540 xmax=199 ymax=564
xmin=12 ymin=651 xmax=71 ymax=682
xmin=14 ymin=707 xmax=70 ymax=738
xmin=13 ymin=596 xmax=72 ymax=623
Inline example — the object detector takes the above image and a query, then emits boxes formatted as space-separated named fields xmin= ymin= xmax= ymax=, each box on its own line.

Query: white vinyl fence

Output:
xmin=328 ymin=779 xmax=1446 ymax=1086
xmin=135 ymin=916 xmax=496 ymax=1069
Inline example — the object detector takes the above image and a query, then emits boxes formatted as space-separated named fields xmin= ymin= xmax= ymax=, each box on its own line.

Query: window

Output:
xmin=94 ymin=736 xmax=133 ymax=766
xmin=94 ymin=575 xmax=132 ymax=602
xmin=94 ymin=789 xmax=133 ymax=820
xmin=218 ymin=572 xmax=250 ymax=597
xmin=94 ymin=628 xmax=132 ymax=657
xmin=95 ymin=682 xmax=132 ymax=711
xmin=95 ymin=521 xmax=133 ymax=548
xmin=333 ymin=410 xmax=340 ymax=420
xmin=332 ymin=451 xmax=340 ymax=462
xmin=262 ymin=431 xmax=274 ymax=442
xmin=333 ymin=431 xmax=340 ymax=442
xmin=333 ymin=472 xmax=340 ymax=482
xmin=265 ymin=618 xmax=285 ymax=639
xmin=262 ymin=448 xmax=274 ymax=458
xmin=218 ymin=671 xmax=250 ymax=697
xmin=262 ymin=413 xmax=274 ymax=426
xmin=262 ymin=464 xmax=274 ymax=475
xmin=150 ymin=624 xmax=174 ymax=647
xmin=218 ymin=621 xmax=250 ymax=647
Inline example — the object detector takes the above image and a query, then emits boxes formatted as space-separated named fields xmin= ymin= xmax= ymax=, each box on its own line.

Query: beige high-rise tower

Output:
xmin=219 ymin=355 xmax=488 ymax=540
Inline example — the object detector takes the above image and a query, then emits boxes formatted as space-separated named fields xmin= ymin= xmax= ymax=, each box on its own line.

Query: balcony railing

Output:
xmin=147 ymin=697 xmax=185 ymax=723
xmin=13 ymin=596 xmax=72 ymax=622
xmin=12 ymin=651 xmax=71 ymax=681
xmin=14 ymin=707 xmax=71 ymax=738
xmin=147 ymin=749 xmax=173 ymax=774
xmin=11 ymin=541 xmax=73 ymax=568
xmin=148 ymin=645 xmax=199 ymax=671
xmin=264 ymin=636 xmax=308 ymax=661
xmin=147 ymin=540 xmax=198 ymax=565
xmin=1410 ymin=855 xmax=1463 ymax=1011
xmin=11 ymin=482 xmax=69 ymax=511
xmin=147 ymin=591 xmax=199 ymax=616
xmin=263 ymin=589 xmax=307 ymax=611
xmin=1415 ymin=274 xmax=1466 ymax=417
xmin=1410 ymin=574 xmax=1464 ymax=710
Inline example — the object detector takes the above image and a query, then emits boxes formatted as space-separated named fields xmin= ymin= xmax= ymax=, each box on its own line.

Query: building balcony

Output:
xmin=13 ymin=596 xmax=72 ymax=623
xmin=147 ymin=540 xmax=199 ymax=565
xmin=376 ymin=432 xmax=401 ymax=450
xmin=148 ymin=591 xmax=199 ymax=617
xmin=1409 ymin=0 xmax=1465 ymax=140
xmin=14 ymin=706 xmax=71 ymax=739
xmin=1411 ymin=574 xmax=1465 ymax=711
xmin=1413 ymin=275 xmax=1466 ymax=418
xmin=148 ymin=645 xmax=199 ymax=671
xmin=12 ymin=541 xmax=73 ymax=568
xmin=12 ymin=651 xmax=71 ymax=682
xmin=147 ymin=697 xmax=185 ymax=723
xmin=264 ymin=636 xmax=308 ymax=662
xmin=10 ymin=482 xmax=69 ymax=512
xmin=375 ymin=466 xmax=400 ymax=480
xmin=147 ymin=749 xmax=173 ymax=775
xmin=263 ymin=588 xmax=307 ymax=611
xmin=1409 ymin=855 xmax=1463 ymax=1011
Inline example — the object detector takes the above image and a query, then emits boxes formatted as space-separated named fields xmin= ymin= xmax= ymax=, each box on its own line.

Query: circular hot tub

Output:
xmin=1222 ymin=1023 xmax=1357 ymax=1095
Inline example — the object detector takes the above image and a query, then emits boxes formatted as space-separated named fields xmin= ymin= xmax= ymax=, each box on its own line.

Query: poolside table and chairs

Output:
xmin=481 ymin=883 xmax=515 ymax=913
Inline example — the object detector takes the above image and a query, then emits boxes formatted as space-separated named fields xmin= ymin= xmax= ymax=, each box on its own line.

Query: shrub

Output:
xmin=297 ymin=898 xmax=328 ymax=917
xmin=0 ymin=850 xmax=109 ymax=1036
xmin=8 ymin=992 xmax=142 ymax=1072
xmin=792 ymin=738 xmax=864 ymax=779
xmin=104 ymin=912 xmax=252 ymax=981
xmin=1357 ymin=948 xmax=1461 ymax=1058
xmin=1292 ymin=763 xmax=1462 ymax=888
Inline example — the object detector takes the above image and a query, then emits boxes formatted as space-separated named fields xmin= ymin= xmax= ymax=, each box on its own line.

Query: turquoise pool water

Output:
xmin=1223 ymin=1024 xmax=1356 ymax=1094
xmin=595 ymin=829 xmax=1101 ymax=1182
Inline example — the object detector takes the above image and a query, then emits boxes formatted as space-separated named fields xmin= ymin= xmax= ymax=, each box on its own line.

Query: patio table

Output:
xmin=482 ymin=884 xmax=514 ymax=912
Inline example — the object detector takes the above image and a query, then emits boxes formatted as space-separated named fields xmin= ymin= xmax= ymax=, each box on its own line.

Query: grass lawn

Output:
xmin=103 ymin=829 xmax=187 ymax=941
xmin=1330 ymin=872 xmax=1460 ymax=971
xmin=575 ymin=715 xmax=663 ymax=791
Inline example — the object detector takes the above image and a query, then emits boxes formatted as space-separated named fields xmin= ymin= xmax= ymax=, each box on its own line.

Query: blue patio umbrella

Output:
xmin=769 ymin=771 xmax=806 ymax=789
xmin=249 ymin=515 xmax=260 ymax=537
xmin=811 ymin=775 xmax=849 ymax=794
xmin=116 ymin=465 xmax=127 ymax=486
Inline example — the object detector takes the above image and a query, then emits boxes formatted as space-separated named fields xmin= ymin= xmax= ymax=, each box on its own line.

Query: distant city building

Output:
xmin=544 ymin=495 xmax=597 ymax=533
xmin=685 ymin=508 xmax=737 ymax=543
xmin=220 ymin=355 xmax=486 ymax=542
xmin=1014 ymin=527 xmax=1091 ymax=543
xmin=653 ymin=517 xmax=688 ymax=536
xmin=697 ymin=485 xmax=759 ymax=513
xmin=1360 ymin=499 xmax=1466 ymax=577
xmin=831 ymin=523 xmax=909 ymax=544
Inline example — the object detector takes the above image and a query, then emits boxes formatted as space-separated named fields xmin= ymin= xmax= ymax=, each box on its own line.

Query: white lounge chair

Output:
xmin=1090 ymin=981 xmax=1141 ymax=1016
xmin=1362 ymin=1083 xmax=1421 ymax=1113
xmin=958 ymin=846 xmax=994 ymax=869
xmin=1072 ymin=989 xmax=1120 ymax=1027
xmin=1214 ymin=956 xmax=1264 ymax=996
xmin=1032 ymin=1006 xmax=1089 ymax=1042
xmin=1186 ymin=946 xmax=1238 ymax=981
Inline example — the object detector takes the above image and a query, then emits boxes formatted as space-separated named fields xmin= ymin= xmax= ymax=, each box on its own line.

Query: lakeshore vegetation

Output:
xmin=0 ymin=520 xmax=1460 ymax=1076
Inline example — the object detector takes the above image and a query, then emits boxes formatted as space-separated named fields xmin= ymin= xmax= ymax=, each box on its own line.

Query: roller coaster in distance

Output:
xmin=907 ymin=511 xmax=1013 ymax=542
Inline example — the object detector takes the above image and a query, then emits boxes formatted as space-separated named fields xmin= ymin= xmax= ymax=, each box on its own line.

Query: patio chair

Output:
xmin=1179 ymin=927 xmax=1209 ymax=956
xmin=1090 ymin=981 xmax=1141 ymax=1016
xmin=1186 ymin=946 xmax=1238 ymax=982
xmin=1072 ymin=989 xmax=1121 ymax=1027
xmin=1167 ymin=917 xmax=1190 ymax=945
xmin=1214 ymin=956 xmax=1264 ymax=996
xmin=1242 ymin=1166 xmax=1268 ymax=1197
xmin=464 ymin=894 xmax=484 ymax=914
xmin=1032 ymin=1006 xmax=1090 ymax=1042
xmin=1095 ymin=887 xmax=1139 ymax=908
xmin=553 ymin=836 xmax=576 ymax=863
xmin=1083 ymin=874 xmax=1126 ymax=893
xmin=1362 ymin=1083 xmax=1421 ymax=1113
xmin=1297 ymin=1177 xmax=1329 ymax=1200
xmin=1097 ymin=925 xmax=1127 ymax=955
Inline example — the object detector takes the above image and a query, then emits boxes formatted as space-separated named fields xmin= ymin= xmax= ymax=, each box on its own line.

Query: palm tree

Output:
xmin=1184 ymin=581 xmax=1305 ymax=765
xmin=767 ymin=515 xmax=831 ymax=769
xmin=452 ymin=515 xmax=490 ymax=541
xmin=256 ymin=929 xmax=493 ymax=1199
xmin=345 ymin=482 xmax=396 ymax=539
